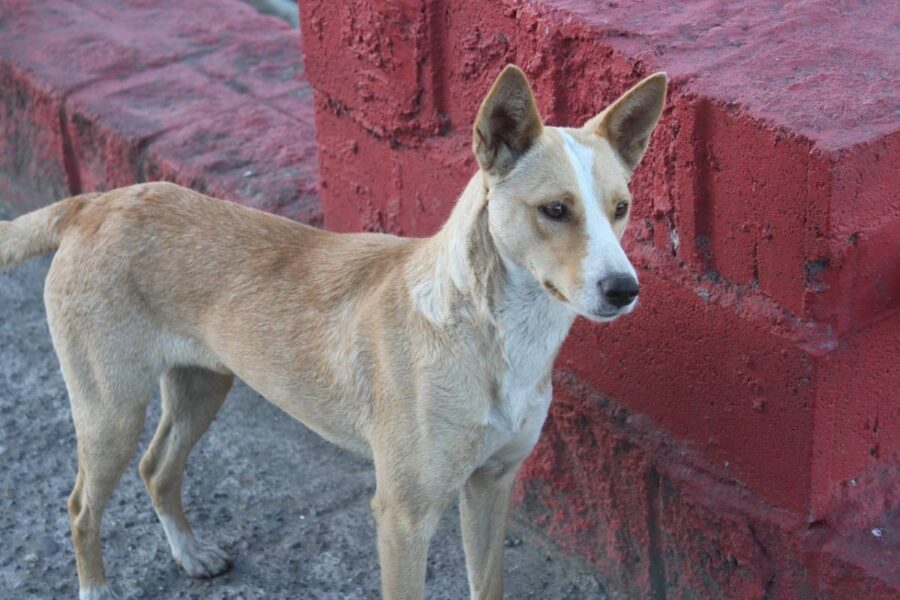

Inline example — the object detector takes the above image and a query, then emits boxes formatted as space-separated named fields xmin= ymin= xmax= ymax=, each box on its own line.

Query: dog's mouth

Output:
xmin=585 ymin=310 xmax=624 ymax=322
xmin=587 ymin=298 xmax=638 ymax=322
xmin=542 ymin=280 xmax=569 ymax=303
xmin=541 ymin=279 xmax=638 ymax=323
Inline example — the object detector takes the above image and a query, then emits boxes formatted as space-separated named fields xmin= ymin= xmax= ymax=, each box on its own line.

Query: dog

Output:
xmin=0 ymin=65 xmax=666 ymax=599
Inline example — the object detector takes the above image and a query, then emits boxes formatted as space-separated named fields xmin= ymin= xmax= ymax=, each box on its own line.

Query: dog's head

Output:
xmin=473 ymin=65 xmax=666 ymax=322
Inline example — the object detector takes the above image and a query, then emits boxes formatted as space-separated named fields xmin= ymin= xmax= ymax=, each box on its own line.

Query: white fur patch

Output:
xmin=79 ymin=586 xmax=118 ymax=600
xmin=159 ymin=515 xmax=230 ymax=578
xmin=558 ymin=130 xmax=636 ymax=314
xmin=489 ymin=259 xmax=573 ymax=433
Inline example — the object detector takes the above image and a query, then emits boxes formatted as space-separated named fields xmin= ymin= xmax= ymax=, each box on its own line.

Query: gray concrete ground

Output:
xmin=0 ymin=206 xmax=606 ymax=598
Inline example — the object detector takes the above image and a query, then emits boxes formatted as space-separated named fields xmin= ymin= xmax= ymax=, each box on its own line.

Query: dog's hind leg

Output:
xmin=53 ymin=336 xmax=153 ymax=600
xmin=139 ymin=367 xmax=233 ymax=578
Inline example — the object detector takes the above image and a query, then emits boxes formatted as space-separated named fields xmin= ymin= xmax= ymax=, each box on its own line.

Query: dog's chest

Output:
xmin=481 ymin=378 xmax=553 ymax=469
xmin=481 ymin=275 xmax=573 ymax=465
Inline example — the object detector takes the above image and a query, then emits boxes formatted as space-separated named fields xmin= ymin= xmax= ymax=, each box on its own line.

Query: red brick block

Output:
xmin=829 ymin=131 xmax=900 ymax=238
xmin=146 ymin=103 xmax=321 ymax=223
xmin=0 ymin=62 xmax=70 ymax=204
xmin=65 ymin=0 xmax=288 ymax=56
xmin=809 ymin=219 xmax=900 ymax=338
xmin=514 ymin=376 xmax=899 ymax=599
xmin=315 ymin=89 xmax=474 ymax=235
xmin=0 ymin=0 xmax=182 ymax=201
xmin=685 ymin=102 xmax=830 ymax=313
xmin=314 ymin=91 xmax=396 ymax=232
xmin=812 ymin=310 xmax=900 ymax=518
xmin=560 ymin=256 xmax=820 ymax=513
xmin=513 ymin=1 xmax=643 ymax=126
xmin=0 ymin=0 xmax=322 ymax=225
xmin=389 ymin=136 xmax=474 ymax=235
xmin=0 ymin=1 xmax=179 ymax=91
xmin=300 ymin=0 xmax=443 ymax=140
xmin=439 ymin=0 xmax=517 ymax=132
xmin=63 ymin=63 xmax=250 ymax=192
xmin=191 ymin=29 xmax=307 ymax=100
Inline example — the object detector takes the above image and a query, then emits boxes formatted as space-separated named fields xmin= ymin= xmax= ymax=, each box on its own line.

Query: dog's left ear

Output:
xmin=585 ymin=72 xmax=668 ymax=172
xmin=473 ymin=65 xmax=544 ymax=177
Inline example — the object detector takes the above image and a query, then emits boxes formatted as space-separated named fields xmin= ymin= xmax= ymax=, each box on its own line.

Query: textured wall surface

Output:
xmin=0 ymin=0 xmax=321 ymax=223
xmin=299 ymin=0 xmax=899 ymax=597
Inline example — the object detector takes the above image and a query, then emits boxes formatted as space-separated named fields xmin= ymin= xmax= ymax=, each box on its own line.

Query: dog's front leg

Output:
xmin=459 ymin=462 xmax=521 ymax=600
xmin=370 ymin=477 xmax=447 ymax=600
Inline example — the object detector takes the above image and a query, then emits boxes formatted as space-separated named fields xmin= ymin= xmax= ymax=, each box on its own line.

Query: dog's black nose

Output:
xmin=599 ymin=275 xmax=639 ymax=308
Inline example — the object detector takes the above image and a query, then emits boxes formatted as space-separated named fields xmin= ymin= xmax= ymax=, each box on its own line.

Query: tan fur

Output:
xmin=0 ymin=66 xmax=666 ymax=599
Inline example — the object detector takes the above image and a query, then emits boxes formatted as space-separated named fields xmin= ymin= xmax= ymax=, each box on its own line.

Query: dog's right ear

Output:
xmin=472 ymin=65 xmax=543 ymax=178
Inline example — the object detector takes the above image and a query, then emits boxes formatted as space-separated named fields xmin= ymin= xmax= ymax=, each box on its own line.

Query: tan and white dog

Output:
xmin=0 ymin=65 xmax=666 ymax=599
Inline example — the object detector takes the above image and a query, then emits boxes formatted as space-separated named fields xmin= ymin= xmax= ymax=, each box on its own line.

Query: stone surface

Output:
xmin=514 ymin=375 xmax=899 ymax=599
xmin=0 ymin=0 xmax=322 ymax=223
xmin=145 ymin=102 xmax=321 ymax=223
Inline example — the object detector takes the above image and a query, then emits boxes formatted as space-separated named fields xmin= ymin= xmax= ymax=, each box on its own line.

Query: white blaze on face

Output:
xmin=558 ymin=130 xmax=637 ymax=315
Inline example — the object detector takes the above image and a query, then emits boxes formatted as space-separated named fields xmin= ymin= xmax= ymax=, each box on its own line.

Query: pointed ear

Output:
xmin=585 ymin=72 xmax=667 ymax=172
xmin=472 ymin=65 xmax=544 ymax=177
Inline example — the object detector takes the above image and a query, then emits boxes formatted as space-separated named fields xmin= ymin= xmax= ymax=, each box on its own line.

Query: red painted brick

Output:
xmin=560 ymin=255 xmax=820 ymax=513
xmin=0 ymin=1 xmax=179 ymax=90
xmin=830 ymin=132 xmax=900 ymax=237
xmin=0 ymin=0 xmax=321 ymax=224
xmin=809 ymin=219 xmax=900 ymax=338
xmin=514 ymin=2 xmax=646 ymax=126
xmin=313 ymin=91 xmax=396 ymax=233
xmin=525 ymin=0 xmax=897 ymax=151
xmin=300 ymin=0 xmax=443 ymax=140
xmin=0 ymin=0 xmax=183 ymax=201
xmin=388 ymin=135 xmax=474 ymax=236
xmin=0 ymin=62 xmax=70 ymax=202
xmin=63 ymin=63 xmax=250 ymax=192
xmin=812 ymin=310 xmax=900 ymax=518
xmin=440 ymin=0 xmax=517 ymax=133
xmin=688 ymin=102 xmax=829 ymax=312
xmin=146 ymin=103 xmax=321 ymax=223
xmin=315 ymin=91 xmax=473 ymax=235
xmin=191 ymin=29 xmax=307 ymax=100
xmin=65 ymin=0 xmax=288 ymax=56
xmin=515 ymin=376 xmax=899 ymax=599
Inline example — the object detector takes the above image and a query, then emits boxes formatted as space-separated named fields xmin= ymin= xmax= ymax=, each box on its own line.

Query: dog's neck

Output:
xmin=408 ymin=171 xmax=575 ymax=374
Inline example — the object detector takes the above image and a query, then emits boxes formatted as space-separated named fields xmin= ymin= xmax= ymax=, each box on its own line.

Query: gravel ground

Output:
xmin=0 ymin=206 xmax=607 ymax=599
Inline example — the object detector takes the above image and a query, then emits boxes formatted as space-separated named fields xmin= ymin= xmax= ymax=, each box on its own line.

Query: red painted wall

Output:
xmin=300 ymin=0 xmax=898 ymax=597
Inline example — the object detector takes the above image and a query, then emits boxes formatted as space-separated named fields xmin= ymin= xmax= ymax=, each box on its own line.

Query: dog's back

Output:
xmin=4 ymin=182 xmax=433 ymax=445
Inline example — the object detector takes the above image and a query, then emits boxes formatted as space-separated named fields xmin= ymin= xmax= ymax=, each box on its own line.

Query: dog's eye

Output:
xmin=614 ymin=202 xmax=629 ymax=219
xmin=539 ymin=202 xmax=569 ymax=221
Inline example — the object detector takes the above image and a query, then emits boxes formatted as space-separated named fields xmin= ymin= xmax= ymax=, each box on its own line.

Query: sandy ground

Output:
xmin=0 ymin=205 xmax=607 ymax=599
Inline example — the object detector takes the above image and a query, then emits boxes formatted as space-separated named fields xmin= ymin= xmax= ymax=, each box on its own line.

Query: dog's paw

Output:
xmin=160 ymin=515 xmax=232 ymax=578
xmin=173 ymin=535 xmax=232 ymax=578
xmin=79 ymin=585 xmax=120 ymax=600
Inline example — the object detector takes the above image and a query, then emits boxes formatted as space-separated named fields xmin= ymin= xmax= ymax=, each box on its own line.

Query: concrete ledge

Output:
xmin=513 ymin=374 xmax=899 ymax=599
xmin=0 ymin=0 xmax=321 ymax=222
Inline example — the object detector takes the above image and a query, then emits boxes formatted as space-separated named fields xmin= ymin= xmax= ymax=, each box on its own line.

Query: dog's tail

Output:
xmin=0 ymin=193 xmax=99 ymax=269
